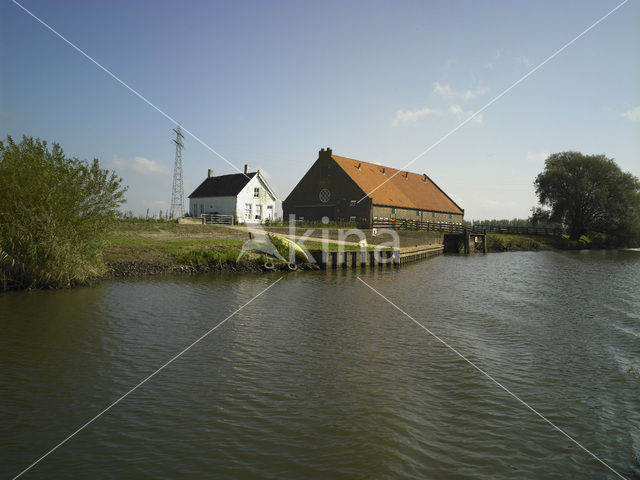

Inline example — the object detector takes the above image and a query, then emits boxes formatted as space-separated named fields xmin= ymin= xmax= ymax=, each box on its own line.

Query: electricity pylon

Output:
xmin=169 ymin=125 xmax=185 ymax=219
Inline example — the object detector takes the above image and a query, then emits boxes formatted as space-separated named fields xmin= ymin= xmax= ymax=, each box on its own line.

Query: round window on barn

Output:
xmin=319 ymin=188 xmax=331 ymax=203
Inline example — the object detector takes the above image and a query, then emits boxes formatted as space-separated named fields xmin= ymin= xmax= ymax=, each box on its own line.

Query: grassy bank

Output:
xmin=485 ymin=233 xmax=560 ymax=252
xmin=101 ymin=220 xmax=388 ymax=277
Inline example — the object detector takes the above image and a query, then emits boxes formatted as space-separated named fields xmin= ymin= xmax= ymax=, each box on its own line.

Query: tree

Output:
xmin=0 ymin=135 xmax=127 ymax=290
xmin=531 ymin=151 xmax=640 ymax=245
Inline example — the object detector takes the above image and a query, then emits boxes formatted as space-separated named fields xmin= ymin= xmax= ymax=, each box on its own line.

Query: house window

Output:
xmin=449 ymin=214 xmax=452 ymax=220
xmin=349 ymin=216 xmax=356 ymax=222
xmin=267 ymin=205 xmax=273 ymax=219
xmin=391 ymin=207 xmax=396 ymax=214
xmin=254 ymin=187 xmax=260 ymax=198
xmin=416 ymin=210 xmax=420 ymax=216
xmin=432 ymin=212 xmax=435 ymax=218
xmin=245 ymin=204 xmax=252 ymax=220
xmin=350 ymin=200 xmax=357 ymax=207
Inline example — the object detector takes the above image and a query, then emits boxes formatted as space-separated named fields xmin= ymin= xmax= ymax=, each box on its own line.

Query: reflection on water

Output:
xmin=1 ymin=251 xmax=639 ymax=479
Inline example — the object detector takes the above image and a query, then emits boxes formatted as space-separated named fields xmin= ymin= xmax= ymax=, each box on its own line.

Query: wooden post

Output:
xmin=463 ymin=228 xmax=469 ymax=254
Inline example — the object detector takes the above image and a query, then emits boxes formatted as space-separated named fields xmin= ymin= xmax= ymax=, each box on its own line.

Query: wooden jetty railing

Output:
xmin=372 ymin=219 xmax=560 ymax=236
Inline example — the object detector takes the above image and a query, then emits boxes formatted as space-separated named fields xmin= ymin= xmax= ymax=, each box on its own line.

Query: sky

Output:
xmin=1 ymin=0 xmax=638 ymax=220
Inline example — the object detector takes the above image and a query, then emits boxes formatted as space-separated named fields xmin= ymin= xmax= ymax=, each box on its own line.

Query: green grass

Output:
xmin=486 ymin=233 xmax=558 ymax=252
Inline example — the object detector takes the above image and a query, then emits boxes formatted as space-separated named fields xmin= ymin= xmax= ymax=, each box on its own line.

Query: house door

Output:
xmin=267 ymin=205 xmax=273 ymax=220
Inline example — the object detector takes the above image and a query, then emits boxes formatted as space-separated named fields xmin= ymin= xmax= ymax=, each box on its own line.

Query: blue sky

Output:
xmin=1 ymin=0 xmax=638 ymax=220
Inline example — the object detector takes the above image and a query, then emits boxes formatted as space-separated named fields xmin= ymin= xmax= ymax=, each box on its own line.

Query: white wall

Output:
xmin=236 ymin=175 xmax=277 ymax=223
xmin=189 ymin=196 xmax=236 ymax=217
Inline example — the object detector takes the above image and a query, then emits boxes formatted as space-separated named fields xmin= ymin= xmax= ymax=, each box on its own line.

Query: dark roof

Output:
xmin=188 ymin=172 xmax=257 ymax=198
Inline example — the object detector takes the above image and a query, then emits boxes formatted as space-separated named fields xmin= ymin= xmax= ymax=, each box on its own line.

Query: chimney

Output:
xmin=244 ymin=164 xmax=250 ymax=174
xmin=423 ymin=174 xmax=428 ymax=183
xmin=404 ymin=171 xmax=409 ymax=179
xmin=319 ymin=147 xmax=333 ymax=159
xmin=382 ymin=167 xmax=386 ymax=175
xmin=208 ymin=169 xmax=214 ymax=178
xmin=357 ymin=163 xmax=361 ymax=170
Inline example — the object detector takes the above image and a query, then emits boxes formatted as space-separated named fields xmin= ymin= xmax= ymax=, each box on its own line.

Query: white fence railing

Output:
xmin=201 ymin=214 xmax=234 ymax=225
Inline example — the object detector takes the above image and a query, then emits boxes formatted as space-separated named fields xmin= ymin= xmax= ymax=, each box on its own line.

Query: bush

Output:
xmin=0 ymin=136 xmax=127 ymax=290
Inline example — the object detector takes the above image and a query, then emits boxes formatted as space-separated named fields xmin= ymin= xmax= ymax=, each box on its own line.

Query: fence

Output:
xmin=372 ymin=218 xmax=560 ymax=236
xmin=201 ymin=214 xmax=234 ymax=225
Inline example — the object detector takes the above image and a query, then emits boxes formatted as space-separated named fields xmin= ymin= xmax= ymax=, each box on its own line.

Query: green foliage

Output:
xmin=0 ymin=135 xmax=127 ymax=290
xmin=532 ymin=152 xmax=640 ymax=245
xmin=485 ymin=233 xmax=557 ymax=252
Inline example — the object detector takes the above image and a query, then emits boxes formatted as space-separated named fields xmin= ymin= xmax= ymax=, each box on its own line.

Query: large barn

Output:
xmin=283 ymin=148 xmax=463 ymax=228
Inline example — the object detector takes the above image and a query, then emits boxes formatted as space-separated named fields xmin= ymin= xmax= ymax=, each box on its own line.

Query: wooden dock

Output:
xmin=308 ymin=244 xmax=443 ymax=269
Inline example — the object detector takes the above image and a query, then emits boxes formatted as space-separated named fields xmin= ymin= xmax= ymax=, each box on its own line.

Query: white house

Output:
xmin=188 ymin=165 xmax=277 ymax=223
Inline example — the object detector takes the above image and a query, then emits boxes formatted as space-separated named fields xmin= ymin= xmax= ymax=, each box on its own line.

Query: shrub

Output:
xmin=0 ymin=136 xmax=127 ymax=290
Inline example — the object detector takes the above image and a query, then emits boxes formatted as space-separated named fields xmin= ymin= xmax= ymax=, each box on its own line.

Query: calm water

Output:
xmin=1 ymin=250 xmax=639 ymax=479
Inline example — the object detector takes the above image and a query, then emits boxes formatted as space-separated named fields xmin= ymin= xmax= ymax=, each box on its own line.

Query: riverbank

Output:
xmin=102 ymin=221 xmax=442 ymax=277
xmin=485 ymin=233 xmax=560 ymax=252
xmin=1 ymin=220 xmax=570 ymax=290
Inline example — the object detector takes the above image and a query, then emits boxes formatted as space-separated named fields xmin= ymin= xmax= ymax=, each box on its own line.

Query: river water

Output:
xmin=1 ymin=250 xmax=639 ymax=479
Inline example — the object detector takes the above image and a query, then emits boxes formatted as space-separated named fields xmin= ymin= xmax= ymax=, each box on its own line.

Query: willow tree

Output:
xmin=532 ymin=151 xmax=640 ymax=245
xmin=0 ymin=135 xmax=127 ymax=290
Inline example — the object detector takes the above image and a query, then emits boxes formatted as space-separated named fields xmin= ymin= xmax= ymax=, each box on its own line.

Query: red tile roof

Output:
xmin=332 ymin=155 xmax=463 ymax=214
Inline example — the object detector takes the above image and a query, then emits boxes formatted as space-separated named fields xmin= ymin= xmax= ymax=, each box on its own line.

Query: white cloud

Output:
xmin=392 ymin=106 xmax=440 ymax=126
xmin=433 ymin=82 xmax=489 ymax=102
xmin=622 ymin=105 xmax=640 ymax=122
xmin=392 ymin=104 xmax=483 ymax=126
xmin=483 ymin=63 xmax=493 ymax=70
xmin=515 ymin=56 xmax=530 ymax=67
xmin=447 ymin=104 xmax=483 ymax=124
xmin=112 ymin=156 xmax=170 ymax=175
xmin=447 ymin=104 xmax=463 ymax=115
